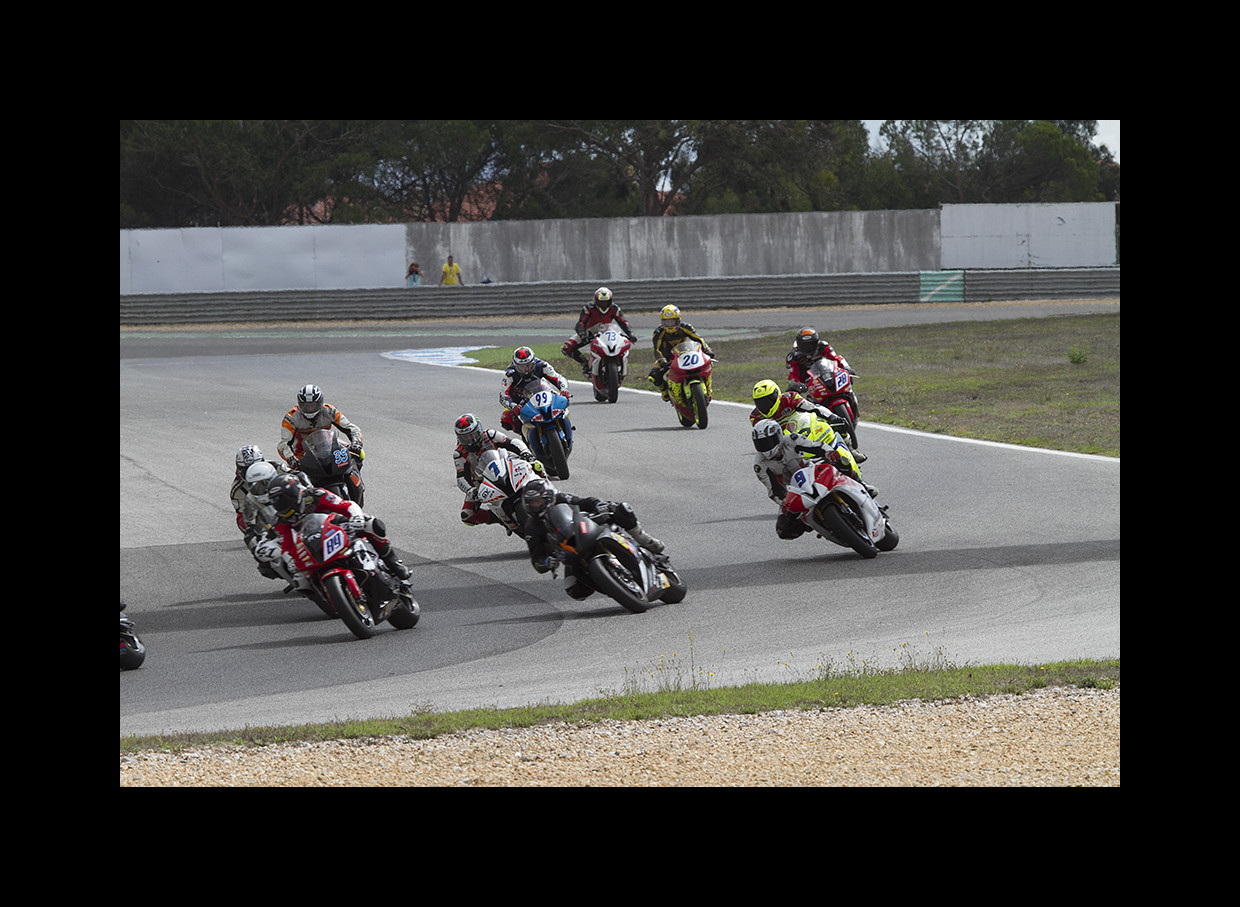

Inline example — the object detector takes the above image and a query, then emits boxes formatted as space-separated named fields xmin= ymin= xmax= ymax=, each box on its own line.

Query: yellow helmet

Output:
xmin=752 ymin=380 xmax=782 ymax=418
xmin=660 ymin=304 xmax=681 ymax=329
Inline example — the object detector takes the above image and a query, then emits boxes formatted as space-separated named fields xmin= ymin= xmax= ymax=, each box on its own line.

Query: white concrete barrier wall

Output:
xmin=120 ymin=204 xmax=1117 ymax=296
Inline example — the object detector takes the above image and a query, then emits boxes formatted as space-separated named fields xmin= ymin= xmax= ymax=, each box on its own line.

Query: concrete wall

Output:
xmin=120 ymin=204 xmax=1117 ymax=295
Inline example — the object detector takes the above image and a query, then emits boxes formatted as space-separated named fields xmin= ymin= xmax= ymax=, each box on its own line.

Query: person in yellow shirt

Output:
xmin=439 ymin=255 xmax=464 ymax=286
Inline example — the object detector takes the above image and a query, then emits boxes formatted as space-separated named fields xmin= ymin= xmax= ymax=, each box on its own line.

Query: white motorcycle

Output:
xmin=473 ymin=448 xmax=542 ymax=538
xmin=585 ymin=328 xmax=633 ymax=404
xmin=782 ymin=460 xmax=899 ymax=559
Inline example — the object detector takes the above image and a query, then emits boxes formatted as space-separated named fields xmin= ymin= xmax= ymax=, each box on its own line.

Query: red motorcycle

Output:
xmin=585 ymin=328 xmax=633 ymax=404
xmin=788 ymin=357 xmax=861 ymax=451
xmin=665 ymin=340 xmax=715 ymax=429
xmin=285 ymin=512 xmax=420 ymax=640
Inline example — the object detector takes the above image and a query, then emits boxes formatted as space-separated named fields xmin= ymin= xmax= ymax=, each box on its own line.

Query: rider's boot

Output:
xmin=376 ymin=540 xmax=411 ymax=580
xmin=630 ymin=522 xmax=665 ymax=555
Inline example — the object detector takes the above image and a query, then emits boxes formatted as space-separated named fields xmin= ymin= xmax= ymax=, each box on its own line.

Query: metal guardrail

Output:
xmin=118 ymin=269 xmax=1119 ymax=325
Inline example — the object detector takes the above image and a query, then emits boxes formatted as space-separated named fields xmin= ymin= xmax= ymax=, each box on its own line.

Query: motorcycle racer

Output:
xmin=278 ymin=384 xmax=364 ymax=468
xmin=562 ymin=287 xmax=638 ymax=378
xmin=251 ymin=474 xmax=410 ymax=592
xmin=751 ymin=418 xmax=875 ymax=540
xmin=785 ymin=326 xmax=853 ymax=387
xmin=749 ymin=379 xmax=866 ymax=464
xmin=230 ymin=445 xmax=310 ymax=576
xmin=647 ymin=304 xmax=715 ymax=400
xmin=453 ymin=412 xmax=544 ymax=527
xmin=500 ymin=347 xmax=572 ymax=433
xmin=520 ymin=478 xmax=665 ymax=599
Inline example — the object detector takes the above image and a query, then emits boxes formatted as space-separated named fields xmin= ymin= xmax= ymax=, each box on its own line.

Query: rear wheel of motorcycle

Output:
xmin=387 ymin=596 xmax=420 ymax=629
xmin=587 ymin=551 xmax=651 ymax=613
xmin=324 ymin=573 xmax=378 ymax=639
xmin=691 ymin=382 xmax=709 ymax=429
xmin=544 ymin=429 xmax=570 ymax=480
xmin=817 ymin=504 xmax=879 ymax=559
xmin=605 ymin=361 xmax=620 ymax=403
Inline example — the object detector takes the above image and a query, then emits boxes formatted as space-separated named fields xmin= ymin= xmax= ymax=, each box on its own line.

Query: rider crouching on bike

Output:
xmin=252 ymin=474 xmax=410 ymax=591
xmin=751 ymin=419 xmax=875 ymax=540
xmin=453 ymin=412 xmax=543 ymax=528
xmin=785 ymin=327 xmax=853 ymax=384
xmin=231 ymin=445 xmax=310 ymax=577
xmin=278 ymin=384 xmax=364 ymax=470
xmin=500 ymin=346 xmax=572 ymax=435
xmin=562 ymin=287 xmax=638 ymax=379
xmin=646 ymin=304 xmax=715 ymax=401
xmin=749 ymin=379 xmax=866 ymax=464
xmin=520 ymin=478 xmax=665 ymax=599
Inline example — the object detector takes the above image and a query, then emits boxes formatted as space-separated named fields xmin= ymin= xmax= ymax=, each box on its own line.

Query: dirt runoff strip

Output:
xmin=120 ymin=685 xmax=1119 ymax=787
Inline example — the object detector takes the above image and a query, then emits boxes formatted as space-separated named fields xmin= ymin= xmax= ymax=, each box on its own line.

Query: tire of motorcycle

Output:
xmin=587 ymin=551 xmax=651 ymax=613
xmin=544 ymin=429 xmax=570 ymax=480
xmin=658 ymin=563 xmax=687 ymax=603
xmin=605 ymin=361 xmax=620 ymax=403
xmin=387 ymin=596 xmax=420 ymax=629
xmin=831 ymin=404 xmax=858 ymax=450
xmin=120 ymin=638 xmax=146 ymax=671
xmin=323 ymin=573 xmax=378 ymax=639
xmin=690 ymin=382 xmax=709 ymax=429
xmin=816 ymin=504 xmax=879 ymax=559
xmin=876 ymin=519 xmax=900 ymax=551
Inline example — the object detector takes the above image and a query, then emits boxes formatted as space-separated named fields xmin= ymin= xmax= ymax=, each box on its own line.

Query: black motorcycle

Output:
xmin=120 ymin=602 xmax=145 ymax=670
xmin=542 ymin=502 xmax=686 ymax=613
xmin=299 ymin=428 xmax=365 ymax=507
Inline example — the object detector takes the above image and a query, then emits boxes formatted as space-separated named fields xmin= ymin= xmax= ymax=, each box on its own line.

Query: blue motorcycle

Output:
xmin=518 ymin=378 xmax=573 ymax=479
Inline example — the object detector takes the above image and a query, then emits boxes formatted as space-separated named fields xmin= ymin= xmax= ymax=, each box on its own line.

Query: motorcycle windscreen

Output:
xmin=302 ymin=429 xmax=346 ymax=477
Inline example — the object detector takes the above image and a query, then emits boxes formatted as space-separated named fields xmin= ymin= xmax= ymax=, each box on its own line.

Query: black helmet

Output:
xmin=521 ymin=478 xmax=556 ymax=516
xmin=794 ymin=328 xmax=820 ymax=358
xmin=267 ymin=474 xmax=305 ymax=521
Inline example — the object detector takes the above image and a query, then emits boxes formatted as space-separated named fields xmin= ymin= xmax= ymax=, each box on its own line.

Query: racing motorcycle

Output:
xmin=541 ymin=501 xmax=686 ymax=613
xmin=299 ymin=427 xmax=365 ymax=507
xmin=665 ymin=340 xmax=715 ymax=429
xmin=517 ymin=377 xmax=573 ymax=480
xmin=120 ymin=602 xmax=145 ymax=670
xmin=284 ymin=512 xmax=420 ymax=639
xmin=781 ymin=460 xmax=899 ymax=559
xmin=585 ymin=328 xmax=632 ymax=404
xmin=788 ymin=356 xmax=861 ymax=452
xmin=473 ymin=448 xmax=541 ymax=538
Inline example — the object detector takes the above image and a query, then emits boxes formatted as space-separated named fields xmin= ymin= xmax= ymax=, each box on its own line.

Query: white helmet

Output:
xmin=593 ymin=287 xmax=613 ymax=308
xmin=244 ymin=461 xmax=279 ymax=501
xmin=751 ymin=419 xmax=784 ymax=460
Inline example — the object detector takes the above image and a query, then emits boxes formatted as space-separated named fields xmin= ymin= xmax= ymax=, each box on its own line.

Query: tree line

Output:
xmin=120 ymin=120 xmax=1120 ymax=229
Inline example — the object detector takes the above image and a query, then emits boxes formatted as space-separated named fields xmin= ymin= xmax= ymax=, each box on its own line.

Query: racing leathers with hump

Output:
xmin=453 ymin=412 xmax=542 ymax=527
xmin=751 ymin=419 xmax=874 ymax=540
xmin=499 ymin=347 xmax=572 ymax=433
xmin=749 ymin=379 xmax=866 ymax=464
xmin=647 ymin=305 xmax=715 ymax=400
xmin=562 ymin=287 xmax=638 ymax=377
xmin=252 ymin=474 xmax=410 ymax=591
xmin=278 ymin=384 xmax=364 ymax=468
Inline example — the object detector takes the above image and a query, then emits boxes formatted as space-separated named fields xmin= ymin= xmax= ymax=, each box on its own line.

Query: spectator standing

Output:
xmin=440 ymin=255 xmax=464 ymax=286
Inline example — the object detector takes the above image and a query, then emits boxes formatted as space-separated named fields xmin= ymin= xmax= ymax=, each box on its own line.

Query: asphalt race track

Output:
xmin=120 ymin=300 xmax=1120 ymax=737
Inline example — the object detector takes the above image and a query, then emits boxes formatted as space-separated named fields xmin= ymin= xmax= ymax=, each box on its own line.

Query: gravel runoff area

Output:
xmin=120 ymin=685 xmax=1118 ymax=787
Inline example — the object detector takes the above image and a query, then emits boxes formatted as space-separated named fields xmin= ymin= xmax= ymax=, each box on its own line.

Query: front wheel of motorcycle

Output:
xmin=816 ymin=504 xmax=879 ymax=559
xmin=605 ymin=361 xmax=620 ymax=403
xmin=324 ymin=573 xmax=378 ymax=639
xmin=544 ymin=428 xmax=570 ymax=480
xmin=690 ymin=382 xmax=709 ymax=429
xmin=586 ymin=552 xmax=651 ymax=613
